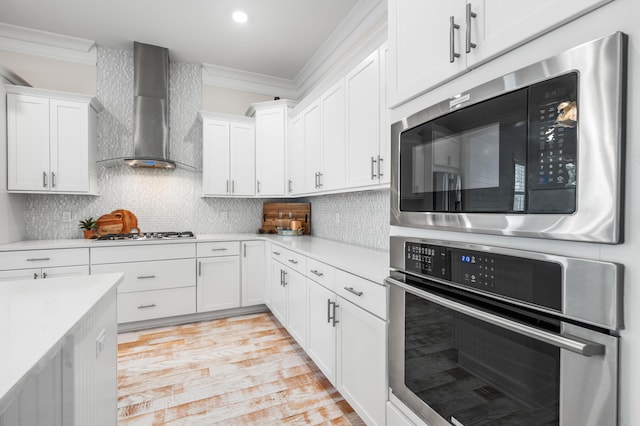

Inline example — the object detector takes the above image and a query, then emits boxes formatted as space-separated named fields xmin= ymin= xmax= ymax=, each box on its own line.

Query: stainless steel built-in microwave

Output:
xmin=391 ymin=32 xmax=627 ymax=243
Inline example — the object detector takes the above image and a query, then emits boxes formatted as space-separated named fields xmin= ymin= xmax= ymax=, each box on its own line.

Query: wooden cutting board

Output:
xmin=261 ymin=202 xmax=311 ymax=234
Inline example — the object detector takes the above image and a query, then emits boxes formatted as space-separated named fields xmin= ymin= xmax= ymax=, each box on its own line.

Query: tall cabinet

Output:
xmin=5 ymin=85 xmax=101 ymax=194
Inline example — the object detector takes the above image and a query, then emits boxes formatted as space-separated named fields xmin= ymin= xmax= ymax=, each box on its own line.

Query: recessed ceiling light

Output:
xmin=232 ymin=10 xmax=248 ymax=23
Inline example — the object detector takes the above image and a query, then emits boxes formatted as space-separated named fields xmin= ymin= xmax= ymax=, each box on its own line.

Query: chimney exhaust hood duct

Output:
xmin=124 ymin=41 xmax=175 ymax=169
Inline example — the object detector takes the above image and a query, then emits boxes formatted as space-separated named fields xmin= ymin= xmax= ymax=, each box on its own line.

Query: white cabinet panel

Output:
xmin=41 ymin=265 xmax=89 ymax=280
xmin=202 ymin=118 xmax=230 ymax=195
xmin=320 ymin=82 xmax=346 ymax=191
xmin=118 ymin=287 xmax=196 ymax=323
xmin=0 ymin=268 xmax=40 ymax=281
xmin=255 ymin=106 xmax=287 ymax=196
xmin=197 ymin=241 xmax=240 ymax=257
xmin=230 ymin=122 xmax=256 ymax=196
xmin=92 ymin=259 xmax=195 ymax=293
xmin=287 ymin=114 xmax=305 ymax=195
xmin=91 ymin=243 xmax=195 ymax=264
xmin=241 ymin=240 xmax=266 ymax=307
xmin=271 ymin=261 xmax=287 ymax=325
xmin=307 ymin=279 xmax=337 ymax=385
xmin=49 ymin=99 xmax=89 ymax=192
xmin=286 ymin=268 xmax=308 ymax=350
xmin=197 ymin=256 xmax=240 ymax=312
xmin=336 ymin=269 xmax=387 ymax=320
xmin=337 ymin=297 xmax=387 ymax=426
xmin=302 ymin=102 xmax=321 ymax=193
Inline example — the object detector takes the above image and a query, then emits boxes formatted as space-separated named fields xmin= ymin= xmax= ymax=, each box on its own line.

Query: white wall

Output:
xmin=0 ymin=77 xmax=25 ymax=244
xmin=202 ymin=85 xmax=272 ymax=116
xmin=389 ymin=0 xmax=639 ymax=424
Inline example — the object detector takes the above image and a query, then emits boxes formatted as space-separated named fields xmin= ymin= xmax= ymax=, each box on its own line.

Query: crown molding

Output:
xmin=0 ymin=23 xmax=96 ymax=64
xmin=202 ymin=63 xmax=298 ymax=99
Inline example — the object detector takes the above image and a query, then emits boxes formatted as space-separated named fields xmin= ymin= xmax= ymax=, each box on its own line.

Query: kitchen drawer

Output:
xmin=91 ymin=243 xmax=195 ymax=264
xmin=92 ymin=258 xmax=196 ymax=293
xmin=117 ymin=287 xmax=196 ymax=323
xmin=0 ymin=248 xmax=89 ymax=270
xmin=306 ymin=257 xmax=336 ymax=292
xmin=336 ymin=269 xmax=387 ymax=320
xmin=197 ymin=241 xmax=240 ymax=257
xmin=271 ymin=245 xmax=286 ymax=262
xmin=275 ymin=247 xmax=306 ymax=275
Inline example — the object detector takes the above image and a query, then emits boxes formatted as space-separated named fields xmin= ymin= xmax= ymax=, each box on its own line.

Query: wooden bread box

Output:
xmin=260 ymin=202 xmax=311 ymax=234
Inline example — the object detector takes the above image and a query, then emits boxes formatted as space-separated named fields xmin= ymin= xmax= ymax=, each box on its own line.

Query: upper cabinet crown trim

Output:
xmin=4 ymin=84 xmax=103 ymax=112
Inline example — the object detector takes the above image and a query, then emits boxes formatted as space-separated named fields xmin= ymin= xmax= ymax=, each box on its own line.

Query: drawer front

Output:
xmin=117 ymin=287 xmax=196 ymax=323
xmin=91 ymin=243 xmax=196 ymax=264
xmin=197 ymin=241 xmax=240 ymax=257
xmin=279 ymin=247 xmax=306 ymax=275
xmin=0 ymin=248 xmax=89 ymax=270
xmin=306 ymin=257 xmax=336 ymax=292
xmin=271 ymin=245 xmax=286 ymax=262
xmin=336 ymin=269 xmax=387 ymax=320
xmin=92 ymin=259 xmax=196 ymax=293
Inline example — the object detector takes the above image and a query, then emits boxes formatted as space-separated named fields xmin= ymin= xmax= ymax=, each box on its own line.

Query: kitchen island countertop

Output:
xmin=0 ymin=273 xmax=123 ymax=415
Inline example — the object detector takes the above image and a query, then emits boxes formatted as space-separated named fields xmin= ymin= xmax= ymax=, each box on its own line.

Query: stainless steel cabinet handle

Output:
xmin=51 ymin=172 xmax=56 ymax=188
xmin=211 ymin=248 xmax=228 ymax=252
xmin=280 ymin=269 xmax=284 ymax=286
xmin=371 ymin=157 xmax=377 ymax=180
xmin=288 ymin=259 xmax=298 ymax=265
xmin=465 ymin=3 xmax=477 ymax=53
xmin=317 ymin=172 xmax=323 ymax=188
xmin=243 ymin=244 xmax=247 ymax=258
xmin=378 ymin=155 xmax=383 ymax=178
xmin=33 ymin=272 xmax=39 ymax=279
xmin=198 ymin=261 xmax=202 ymax=276
xmin=256 ymin=180 xmax=261 ymax=193
xmin=42 ymin=272 xmax=48 ymax=279
xmin=43 ymin=171 xmax=48 ymax=188
xmin=327 ymin=298 xmax=332 ymax=323
xmin=226 ymin=179 xmax=229 ymax=193
xmin=288 ymin=179 xmax=293 ymax=193
xmin=27 ymin=257 xmax=51 ymax=262
xmin=344 ymin=286 xmax=363 ymax=297
xmin=449 ymin=16 xmax=461 ymax=63
xmin=283 ymin=270 xmax=288 ymax=286
xmin=331 ymin=301 xmax=339 ymax=327
xmin=387 ymin=277 xmax=605 ymax=356
xmin=137 ymin=275 xmax=156 ymax=279
xmin=311 ymin=269 xmax=324 ymax=277
xmin=314 ymin=172 xmax=319 ymax=189
xmin=137 ymin=304 xmax=157 ymax=309
xmin=232 ymin=180 xmax=235 ymax=193
xmin=272 ymin=251 xmax=281 ymax=256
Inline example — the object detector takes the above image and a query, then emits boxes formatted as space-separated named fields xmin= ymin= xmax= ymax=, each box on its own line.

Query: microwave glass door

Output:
xmin=398 ymin=73 xmax=578 ymax=214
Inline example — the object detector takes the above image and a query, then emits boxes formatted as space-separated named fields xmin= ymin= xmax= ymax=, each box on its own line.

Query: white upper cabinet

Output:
xmin=345 ymin=49 xmax=383 ymax=188
xmin=287 ymin=114 xmax=305 ymax=195
xmin=319 ymin=81 xmax=346 ymax=191
xmin=302 ymin=102 xmax=321 ymax=193
xmin=6 ymin=85 xmax=99 ymax=194
xmin=388 ymin=0 xmax=614 ymax=107
xmin=201 ymin=113 xmax=255 ymax=197
xmin=253 ymin=100 xmax=297 ymax=197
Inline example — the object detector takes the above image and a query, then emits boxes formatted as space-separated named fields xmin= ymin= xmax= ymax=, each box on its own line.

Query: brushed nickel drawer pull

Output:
xmin=211 ymin=248 xmax=228 ymax=251
xmin=311 ymin=269 xmax=324 ymax=277
xmin=137 ymin=275 xmax=156 ymax=279
xmin=137 ymin=304 xmax=157 ymax=309
xmin=288 ymin=259 xmax=299 ymax=265
xmin=26 ymin=257 xmax=51 ymax=262
xmin=273 ymin=251 xmax=281 ymax=256
xmin=344 ymin=286 xmax=363 ymax=297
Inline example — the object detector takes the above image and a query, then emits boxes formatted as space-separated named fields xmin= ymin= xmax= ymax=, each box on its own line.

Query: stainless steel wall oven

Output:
xmin=387 ymin=236 xmax=623 ymax=426
xmin=390 ymin=32 xmax=627 ymax=243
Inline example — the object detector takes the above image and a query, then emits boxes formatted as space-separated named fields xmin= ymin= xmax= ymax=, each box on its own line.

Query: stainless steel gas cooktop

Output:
xmin=94 ymin=231 xmax=195 ymax=241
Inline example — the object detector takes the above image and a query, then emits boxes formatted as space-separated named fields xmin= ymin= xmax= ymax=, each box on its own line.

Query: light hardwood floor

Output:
xmin=117 ymin=312 xmax=365 ymax=425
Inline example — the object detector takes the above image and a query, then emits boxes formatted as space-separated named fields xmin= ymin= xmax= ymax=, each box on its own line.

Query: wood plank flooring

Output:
xmin=117 ymin=312 xmax=365 ymax=425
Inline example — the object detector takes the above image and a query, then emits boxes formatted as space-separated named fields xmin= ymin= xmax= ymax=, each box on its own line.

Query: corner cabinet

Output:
xmin=201 ymin=112 xmax=255 ymax=197
xmin=250 ymin=99 xmax=298 ymax=197
xmin=197 ymin=241 xmax=241 ymax=312
xmin=5 ymin=85 xmax=101 ymax=194
xmin=388 ymin=0 xmax=615 ymax=107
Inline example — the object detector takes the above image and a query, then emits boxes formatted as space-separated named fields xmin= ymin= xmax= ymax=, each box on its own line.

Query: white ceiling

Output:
xmin=0 ymin=0 xmax=378 ymax=81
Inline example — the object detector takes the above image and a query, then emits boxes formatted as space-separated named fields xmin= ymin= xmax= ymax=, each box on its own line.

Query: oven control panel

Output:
xmin=404 ymin=241 xmax=561 ymax=311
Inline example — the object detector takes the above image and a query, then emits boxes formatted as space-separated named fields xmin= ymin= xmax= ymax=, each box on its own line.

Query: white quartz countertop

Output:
xmin=0 ymin=273 xmax=123 ymax=414
xmin=0 ymin=234 xmax=389 ymax=284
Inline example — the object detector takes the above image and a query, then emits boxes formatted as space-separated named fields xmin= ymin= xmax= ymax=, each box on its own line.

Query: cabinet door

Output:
xmin=197 ymin=256 xmax=240 ymax=312
xmin=307 ymin=279 xmax=337 ymax=385
xmin=50 ymin=99 xmax=89 ymax=192
xmin=302 ymin=102 xmax=321 ymax=193
xmin=337 ymin=297 xmax=387 ymax=426
xmin=287 ymin=114 xmax=305 ymax=195
xmin=6 ymin=93 xmax=50 ymax=191
xmin=270 ymin=261 xmax=287 ymax=325
xmin=378 ymin=43 xmax=390 ymax=184
xmin=202 ymin=119 xmax=230 ymax=196
xmin=466 ymin=0 xmax=614 ymax=67
xmin=286 ymin=268 xmax=308 ymax=350
xmin=255 ymin=107 xmax=286 ymax=196
xmin=388 ymin=0 xmax=466 ymax=107
xmin=346 ymin=50 xmax=382 ymax=188
xmin=0 ymin=268 xmax=40 ymax=281
xmin=230 ymin=122 xmax=255 ymax=196
xmin=42 ymin=265 xmax=89 ymax=279
xmin=320 ymin=82 xmax=346 ymax=191
xmin=241 ymin=241 xmax=265 ymax=306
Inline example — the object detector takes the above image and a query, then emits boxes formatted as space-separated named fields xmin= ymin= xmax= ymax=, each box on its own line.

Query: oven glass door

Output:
xmin=389 ymin=275 xmax=618 ymax=426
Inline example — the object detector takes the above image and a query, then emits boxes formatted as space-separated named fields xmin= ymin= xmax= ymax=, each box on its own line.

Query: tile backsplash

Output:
xmin=22 ymin=45 xmax=390 ymax=251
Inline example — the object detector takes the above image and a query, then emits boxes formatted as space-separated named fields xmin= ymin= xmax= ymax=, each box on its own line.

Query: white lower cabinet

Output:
xmin=307 ymin=278 xmax=337 ymax=385
xmin=337 ymin=296 xmax=387 ymax=426
xmin=0 ymin=248 xmax=89 ymax=282
xmin=197 ymin=251 xmax=241 ymax=312
xmin=386 ymin=401 xmax=417 ymax=426
xmin=286 ymin=268 xmax=308 ymax=349
xmin=0 ymin=265 xmax=88 ymax=281
xmin=241 ymin=240 xmax=266 ymax=307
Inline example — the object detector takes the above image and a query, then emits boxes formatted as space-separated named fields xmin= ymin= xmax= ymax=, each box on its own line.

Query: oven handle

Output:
xmin=386 ymin=277 xmax=605 ymax=357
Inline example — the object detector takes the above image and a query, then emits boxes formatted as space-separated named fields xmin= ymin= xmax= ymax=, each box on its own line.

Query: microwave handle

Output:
xmin=386 ymin=277 xmax=605 ymax=357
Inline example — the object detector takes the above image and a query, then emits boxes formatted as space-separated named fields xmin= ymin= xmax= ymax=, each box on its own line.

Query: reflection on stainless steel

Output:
xmin=391 ymin=32 xmax=626 ymax=243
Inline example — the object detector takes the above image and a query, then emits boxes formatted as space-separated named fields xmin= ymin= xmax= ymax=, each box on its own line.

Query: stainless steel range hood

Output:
xmin=124 ymin=41 xmax=175 ymax=169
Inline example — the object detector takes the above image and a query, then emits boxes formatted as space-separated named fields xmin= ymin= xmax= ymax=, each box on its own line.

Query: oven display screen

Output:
xmin=405 ymin=242 xmax=450 ymax=280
